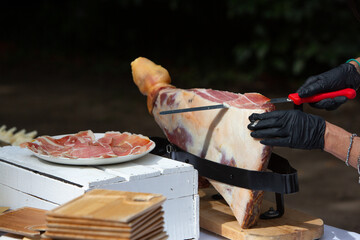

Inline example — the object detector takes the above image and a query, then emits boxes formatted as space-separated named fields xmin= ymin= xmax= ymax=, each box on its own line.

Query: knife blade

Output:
xmin=159 ymin=103 xmax=230 ymax=115
xmin=159 ymin=88 xmax=357 ymax=115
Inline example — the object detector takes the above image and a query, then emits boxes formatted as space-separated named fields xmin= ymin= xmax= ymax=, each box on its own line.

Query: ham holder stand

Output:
xmin=150 ymin=137 xmax=298 ymax=220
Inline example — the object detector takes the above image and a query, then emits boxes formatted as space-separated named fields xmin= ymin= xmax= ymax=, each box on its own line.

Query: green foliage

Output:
xmin=227 ymin=0 xmax=360 ymax=77
xmin=2 ymin=0 xmax=360 ymax=86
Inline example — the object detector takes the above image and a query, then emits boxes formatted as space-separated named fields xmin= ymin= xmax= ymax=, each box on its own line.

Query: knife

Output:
xmin=159 ymin=88 xmax=356 ymax=115
xmin=270 ymin=88 xmax=356 ymax=105
xmin=159 ymin=103 xmax=230 ymax=115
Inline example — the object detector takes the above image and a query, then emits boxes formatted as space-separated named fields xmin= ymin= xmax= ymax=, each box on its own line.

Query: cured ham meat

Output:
xmin=131 ymin=57 xmax=275 ymax=228
xmin=20 ymin=130 xmax=154 ymax=159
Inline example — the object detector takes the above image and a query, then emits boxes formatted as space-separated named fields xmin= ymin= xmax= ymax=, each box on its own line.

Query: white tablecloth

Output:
xmin=199 ymin=225 xmax=360 ymax=240
xmin=1 ymin=225 xmax=359 ymax=239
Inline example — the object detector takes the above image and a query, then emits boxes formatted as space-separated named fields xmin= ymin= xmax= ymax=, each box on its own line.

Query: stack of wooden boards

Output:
xmin=0 ymin=207 xmax=47 ymax=239
xmin=44 ymin=189 xmax=168 ymax=240
xmin=0 ymin=190 xmax=168 ymax=240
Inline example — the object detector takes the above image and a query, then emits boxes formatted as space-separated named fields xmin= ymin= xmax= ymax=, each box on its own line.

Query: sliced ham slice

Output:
xmin=20 ymin=131 xmax=153 ymax=159
xmin=131 ymin=57 xmax=274 ymax=228
xmin=104 ymin=132 xmax=154 ymax=156
xmin=67 ymin=143 xmax=115 ymax=159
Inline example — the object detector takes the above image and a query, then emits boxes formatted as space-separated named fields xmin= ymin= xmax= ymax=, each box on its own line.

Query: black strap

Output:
xmin=150 ymin=137 xmax=299 ymax=194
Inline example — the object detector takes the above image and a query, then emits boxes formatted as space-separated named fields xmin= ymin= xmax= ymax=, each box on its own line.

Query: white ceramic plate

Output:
xmin=32 ymin=133 xmax=155 ymax=166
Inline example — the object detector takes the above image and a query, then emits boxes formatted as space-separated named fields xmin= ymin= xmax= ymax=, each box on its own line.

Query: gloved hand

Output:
xmin=297 ymin=63 xmax=360 ymax=110
xmin=248 ymin=110 xmax=326 ymax=150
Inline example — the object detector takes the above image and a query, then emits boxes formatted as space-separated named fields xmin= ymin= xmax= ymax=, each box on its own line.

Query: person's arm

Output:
xmin=348 ymin=57 xmax=360 ymax=74
xmin=248 ymin=111 xmax=360 ymax=170
xmin=324 ymin=121 xmax=360 ymax=169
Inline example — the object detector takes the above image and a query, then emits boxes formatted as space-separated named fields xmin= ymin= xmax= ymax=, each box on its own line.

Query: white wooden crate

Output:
xmin=0 ymin=146 xmax=199 ymax=240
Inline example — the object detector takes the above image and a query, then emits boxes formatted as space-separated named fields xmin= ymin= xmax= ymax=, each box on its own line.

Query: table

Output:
xmin=0 ymin=225 xmax=359 ymax=239
xmin=0 ymin=147 xmax=198 ymax=240
xmin=1 ymin=147 xmax=359 ymax=240
xmin=199 ymin=225 xmax=360 ymax=240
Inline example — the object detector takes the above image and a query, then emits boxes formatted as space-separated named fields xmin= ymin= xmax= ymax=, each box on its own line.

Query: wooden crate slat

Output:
xmin=0 ymin=147 xmax=125 ymax=188
xmin=0 ymin=183 xmax=58 ymax=210
xmin=133 ymin=154 xmax=194 ymax=175
xmin=96 ymin=162 xmax=161 ymax=181
xmin=162 ymin=195 xmax=199 ymax=240
xmin=96 ymin=170 xmax=198 ymax=201
xmin=0 ymin=162 xmax=84 ymax=204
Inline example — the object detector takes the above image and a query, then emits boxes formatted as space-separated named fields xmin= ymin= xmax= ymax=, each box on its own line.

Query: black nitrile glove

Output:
xmin=248 ymin=110 xmax=326 ymax=150
xmin=297 ymin=63 xmax=360 ymax=110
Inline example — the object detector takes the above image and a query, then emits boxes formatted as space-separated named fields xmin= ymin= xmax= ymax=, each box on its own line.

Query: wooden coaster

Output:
xmin=148 ymin=231 xmax=168 ymax=240
xmin=128 ymin=219 xmax=164 ymax=240
xmin=45 ymin=218 xmax=164 ymax=238
xmin=43 ymin=231 xmax=130 ymax=240
xmin=200 ymin=188 xmax=324 ymax=240
xmin=47 ymin=189 xmax=166 ymax=223
xmin=1 ymin=233 xmax=41 ymax=240
xmin=1 ymin=233 xmax=23 ymax=239
xmin=46 ymin=206 xmax=162 ymax=229
xmin=43 ymin=226 xmax=165 ymax=240
xmin=133 ymin=226 xmax=165 ymax=240
xmin=0 ymin=207 xmax=47 ymax=238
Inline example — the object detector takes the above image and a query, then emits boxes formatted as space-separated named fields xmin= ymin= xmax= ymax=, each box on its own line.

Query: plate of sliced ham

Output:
xmin=20 ymin=130 xmax=155 ymax=165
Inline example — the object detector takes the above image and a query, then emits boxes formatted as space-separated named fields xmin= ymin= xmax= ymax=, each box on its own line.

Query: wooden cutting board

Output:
xmin=200 ymin=188 xmax=324 ymax=240
xmin=44 ymin=189 xmax=168 ymax=240
xmin=47 ymin=189 xmax=166 ymax=223
xmin=46 ymin=213 xmax=164 ymax=233
xmin=45 ymin=217 xmax=164 ymax=238
xmin=0 ymin=207 xmax=47 ymax=238
xmin=44 ymin=225 xmax=166 ymax=240
xmin=46 ymin=206 xmax=163 ymax=228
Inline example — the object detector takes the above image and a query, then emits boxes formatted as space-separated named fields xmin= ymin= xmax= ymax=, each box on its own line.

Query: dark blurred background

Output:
xmin=1 ymin=0 xmax=360 ymax=234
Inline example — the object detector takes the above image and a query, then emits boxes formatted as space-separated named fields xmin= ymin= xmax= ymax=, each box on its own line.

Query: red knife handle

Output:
xmin=288 ymin=88 xmax=357 ymax=105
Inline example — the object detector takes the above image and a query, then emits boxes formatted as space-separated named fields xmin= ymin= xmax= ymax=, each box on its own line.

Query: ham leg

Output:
xmin=131 ymin=57 xmax=274 ymax=228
